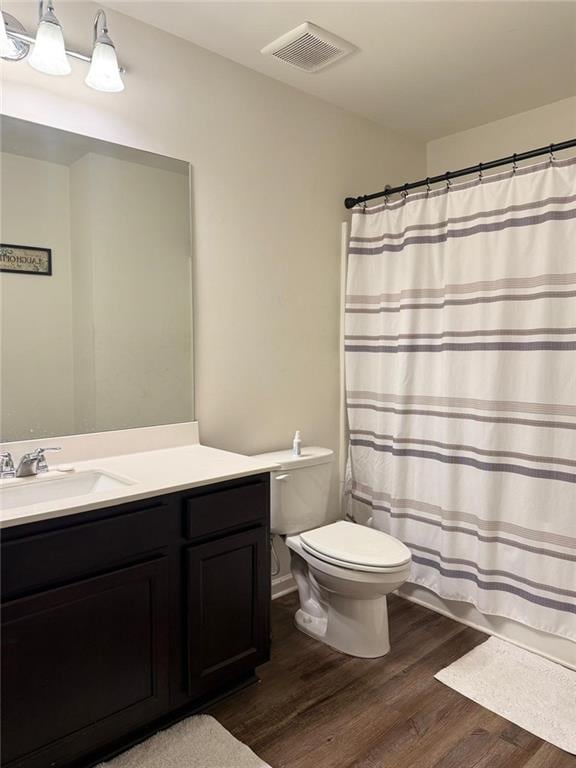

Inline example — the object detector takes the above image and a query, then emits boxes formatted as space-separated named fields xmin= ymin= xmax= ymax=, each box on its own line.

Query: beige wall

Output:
xmin=0 ymin=153 xmax=75 ymax=441
xmin=427 ymin=96 xmax=576 ymax=174
xmin=1 ymin=2 xmax=425 ymax=517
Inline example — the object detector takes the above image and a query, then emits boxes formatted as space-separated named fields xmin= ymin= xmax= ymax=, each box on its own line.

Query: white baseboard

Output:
xmin=397 ymin=583 xmax=576 ymax=671
xmin=271 ymin=574 xmax=297 ymax=600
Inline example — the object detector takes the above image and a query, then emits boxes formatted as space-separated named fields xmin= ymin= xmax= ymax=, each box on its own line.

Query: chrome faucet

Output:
xmin=15 ymin=447 xmax=62 ymax=478
xmin=0 ymin=452 xmax=15 ymax=479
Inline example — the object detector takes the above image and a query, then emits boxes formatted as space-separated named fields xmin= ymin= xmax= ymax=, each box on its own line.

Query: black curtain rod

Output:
xmin=344 ymin=138 xmax=576 ymax=210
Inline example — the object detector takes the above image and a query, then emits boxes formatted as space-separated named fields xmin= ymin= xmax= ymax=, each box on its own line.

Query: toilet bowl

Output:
xmin=254 ymin=446 xmax=412 ymax=658
xmin=287 ymin=522 xmax=411 ymax=657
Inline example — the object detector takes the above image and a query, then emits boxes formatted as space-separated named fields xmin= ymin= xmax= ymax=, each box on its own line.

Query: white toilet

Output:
xmin=256 ymin=446 xmax=412 ymax=658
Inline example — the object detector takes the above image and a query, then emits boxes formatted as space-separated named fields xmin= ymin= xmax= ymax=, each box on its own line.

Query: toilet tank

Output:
xmin=253 ymin=447 xmax=334 ymax=535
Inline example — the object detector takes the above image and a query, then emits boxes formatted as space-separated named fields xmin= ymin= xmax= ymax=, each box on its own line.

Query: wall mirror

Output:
xmin=0 ymin=116 xmax=194 ymax=442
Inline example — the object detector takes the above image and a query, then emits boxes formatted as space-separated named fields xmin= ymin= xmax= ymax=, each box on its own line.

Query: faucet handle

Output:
xmin=33 ymin=447 xmax=62 ymax=473
xmin=0 ymin=451 xmax=15 ymax=479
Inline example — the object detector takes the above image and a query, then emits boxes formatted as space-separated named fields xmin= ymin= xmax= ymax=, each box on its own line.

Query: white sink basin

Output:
xmin=0 ymin=470 xmax=136 ymax=510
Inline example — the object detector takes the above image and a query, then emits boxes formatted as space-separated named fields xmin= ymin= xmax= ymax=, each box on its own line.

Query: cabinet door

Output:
xmin=186 ymin=527 xmax=270 ymax=696
xmin=1 ymin=557 xmax=170 ymax=768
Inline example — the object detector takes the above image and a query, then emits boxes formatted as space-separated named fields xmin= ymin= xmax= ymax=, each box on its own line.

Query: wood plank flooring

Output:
xmin=209 ymin=593 xmax=575 ymax=768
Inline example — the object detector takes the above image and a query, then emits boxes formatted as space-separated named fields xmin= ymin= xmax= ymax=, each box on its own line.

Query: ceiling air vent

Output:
xmin=261 ymin=22 xmax=355 ymax=73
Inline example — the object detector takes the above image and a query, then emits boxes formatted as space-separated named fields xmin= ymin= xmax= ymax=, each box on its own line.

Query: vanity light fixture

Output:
xmin=0 ymin=10 xmax=19 ymax=58
xmin=0 ymin=2 xmax=125 ymax=92
xmin=28 ymin=1 xmax=71 ymax=76
xmin=85 ymin=10 xmax=124 ymax=93
xmin=0 ymin=12 xmax=29 ymax=60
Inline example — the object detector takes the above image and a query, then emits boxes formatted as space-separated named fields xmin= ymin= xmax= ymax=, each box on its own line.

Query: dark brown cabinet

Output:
xmin=186 ymin=526 xmax=269 ymax=696
xmin=1 ymin=474 xmax=270 ymax=768
xmin=2 ymin=558 xmax=170 ymax=768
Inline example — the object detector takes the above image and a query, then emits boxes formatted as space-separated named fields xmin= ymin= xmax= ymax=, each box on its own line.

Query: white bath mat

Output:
xmin=435 ymin=637 xmax=576 ymax=754
xmin=98 ymin=715 xmax=270 ymax=767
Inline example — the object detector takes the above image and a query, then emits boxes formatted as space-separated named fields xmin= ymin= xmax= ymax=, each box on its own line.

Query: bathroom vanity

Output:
xmin=0 ymin=117 xmax=275 ymax=767
xmin=0 ymin=453 xmax=273 ymax=768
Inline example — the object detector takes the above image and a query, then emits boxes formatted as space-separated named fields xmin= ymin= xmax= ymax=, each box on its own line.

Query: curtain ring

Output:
xmin=478 ymin=162 xmax=483 ymax=182
xmin=362 ymin=200 xmax=367 ymax=213
xmin=401 ymin=183 xmax=409 ymax=200
xmin=512 ymin=153 xmax=518 ymax=174
xmin=426 ymin=177 xmax=431 ymax=196
xmin=446 ymin=173 xmax=452 ymax=190
xmin=383 ymin=193 xmax=389 ymax=210
xmin=549 ymin=144 xmax=555 ymax=164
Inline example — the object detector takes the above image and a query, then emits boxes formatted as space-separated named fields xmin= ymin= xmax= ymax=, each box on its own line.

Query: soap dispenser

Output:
xmin=292 ymin=430 xmax=302 ymax=456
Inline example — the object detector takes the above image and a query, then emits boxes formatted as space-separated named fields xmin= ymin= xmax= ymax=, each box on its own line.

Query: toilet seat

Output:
xmin=299 ymin=521 xmax=411 ymax=574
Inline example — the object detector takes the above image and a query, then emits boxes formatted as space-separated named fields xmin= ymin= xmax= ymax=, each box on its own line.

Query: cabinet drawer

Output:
xmin=183 ymin=475 xmax=269 ymax=541
xmin=1 ymin=503 xmax=170 ymax=600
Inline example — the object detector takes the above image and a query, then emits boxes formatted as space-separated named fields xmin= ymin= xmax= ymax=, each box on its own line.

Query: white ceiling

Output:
xmin=108 ymin=1 xmax=576 ymax=141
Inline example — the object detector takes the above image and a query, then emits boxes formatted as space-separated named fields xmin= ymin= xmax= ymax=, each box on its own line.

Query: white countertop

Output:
xmin=0 ymin=444 xmax=280 ymax=529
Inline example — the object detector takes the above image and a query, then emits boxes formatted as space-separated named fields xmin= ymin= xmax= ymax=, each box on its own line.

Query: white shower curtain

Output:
xmin=345 ymin=156 xmax=576 ymax=641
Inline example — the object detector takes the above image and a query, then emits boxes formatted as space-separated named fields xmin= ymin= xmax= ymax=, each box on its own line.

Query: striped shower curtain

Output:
xmin=345 ymin=156 xmax=576 ymax=641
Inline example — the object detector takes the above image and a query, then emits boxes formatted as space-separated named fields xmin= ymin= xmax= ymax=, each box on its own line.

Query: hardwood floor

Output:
xmin=209 ymin=593 xmax=575 ymax=768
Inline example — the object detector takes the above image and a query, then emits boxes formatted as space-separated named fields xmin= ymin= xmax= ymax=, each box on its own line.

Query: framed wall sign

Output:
xmin=0 ymin=244 xmax=52 ymax=276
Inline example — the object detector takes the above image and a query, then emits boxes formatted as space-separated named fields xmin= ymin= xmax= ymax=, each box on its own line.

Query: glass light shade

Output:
xmin=0 ymin=12 xmax=19 ymax=58
xmin=85 ymin=37 xmax=124 ymax=93
xmin=28 ymin=16 xmax=71 ymax=75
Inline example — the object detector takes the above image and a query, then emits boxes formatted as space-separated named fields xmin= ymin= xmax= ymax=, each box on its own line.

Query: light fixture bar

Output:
xmin=5 ymin=27 xmax=126 ymax=72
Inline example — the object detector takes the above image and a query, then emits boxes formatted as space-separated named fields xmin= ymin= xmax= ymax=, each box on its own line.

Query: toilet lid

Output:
xmin=300 ymin=521 xmax=411 ymax=571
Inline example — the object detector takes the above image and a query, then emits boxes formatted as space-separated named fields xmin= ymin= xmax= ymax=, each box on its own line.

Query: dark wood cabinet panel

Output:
xmin=1 ymin=474 xmax=270 ymax=768
xmin=183 ymin=477 xmax=268 ymax=541
xmin=1 ymin=503 xmax=170 ymax=600
xmin=186 ymin=527 xmax=270 ymax=696
xmin=2 ymin=557 xmax=170 ymax=768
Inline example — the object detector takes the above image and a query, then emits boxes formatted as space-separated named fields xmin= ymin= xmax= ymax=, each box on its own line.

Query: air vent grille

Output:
xmin=261 ymin=22 xmax=355 ymax=73
xmin=274 ymin=33 xmax=342 ymax=71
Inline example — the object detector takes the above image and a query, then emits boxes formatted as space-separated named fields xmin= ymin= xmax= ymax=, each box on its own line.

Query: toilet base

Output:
xmin=294 ymin=608 xmax=328 ymax=644
xmin=294 ymin=596 xmax=391 ymax=659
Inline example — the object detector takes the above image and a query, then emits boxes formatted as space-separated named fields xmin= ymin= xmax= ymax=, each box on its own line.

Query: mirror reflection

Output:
xmin=0 ymin=117 xmax=194 ymax=442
